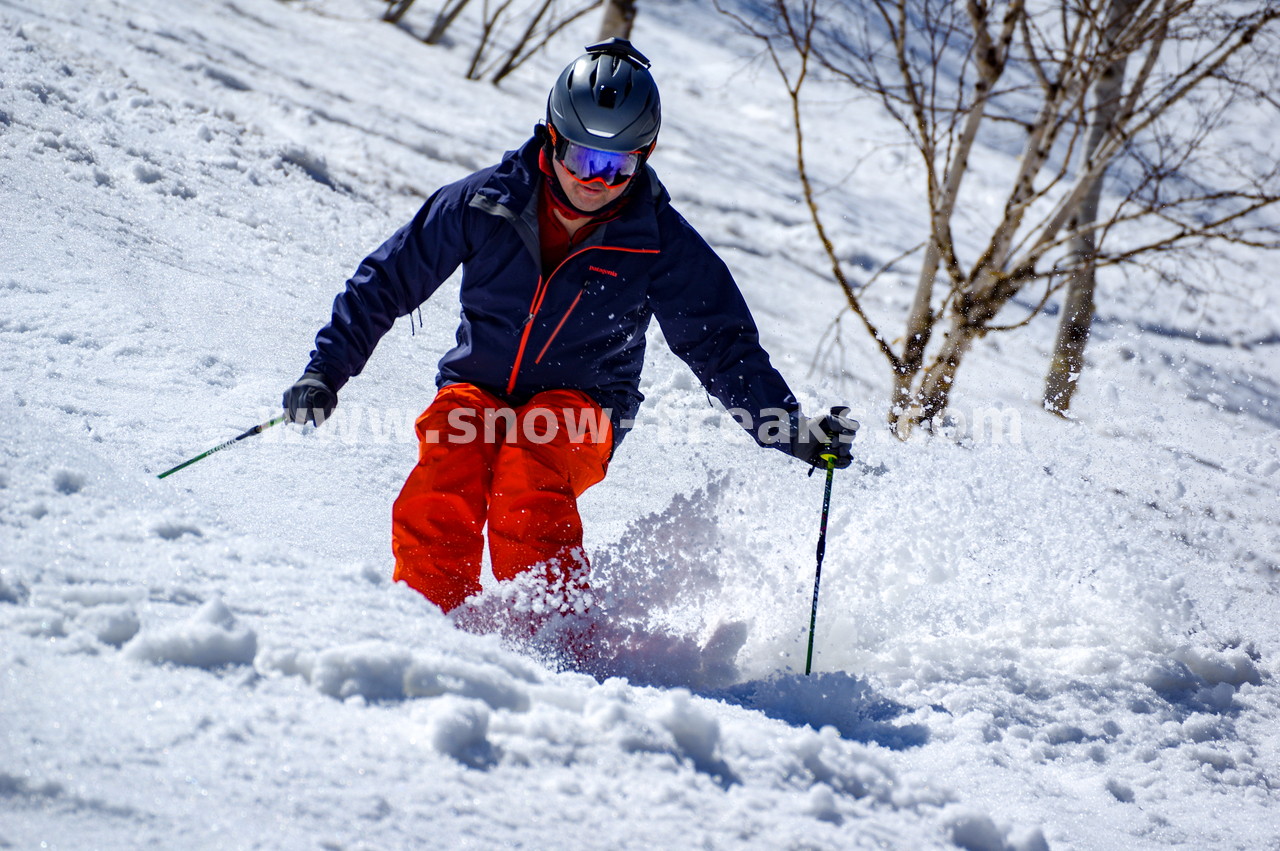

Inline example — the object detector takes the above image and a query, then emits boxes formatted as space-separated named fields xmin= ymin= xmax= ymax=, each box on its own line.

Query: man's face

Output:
xmin=551 ymin=156 xmax=631 ymax=213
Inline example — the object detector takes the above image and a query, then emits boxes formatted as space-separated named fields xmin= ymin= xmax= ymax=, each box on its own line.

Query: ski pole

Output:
xmin=804 ymin=453 xmax=837 ymax=676
xmin=156 ymin=415 xmax=285 ymax=479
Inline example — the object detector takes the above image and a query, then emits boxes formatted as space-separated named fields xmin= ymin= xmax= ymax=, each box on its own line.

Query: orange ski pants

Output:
xmin=391 ymin=383 xmax=612 ymax=613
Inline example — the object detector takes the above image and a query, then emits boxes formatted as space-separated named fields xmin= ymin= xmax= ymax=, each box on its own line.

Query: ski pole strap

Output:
xmin=157 ymin=415 xmax=285 ymax=479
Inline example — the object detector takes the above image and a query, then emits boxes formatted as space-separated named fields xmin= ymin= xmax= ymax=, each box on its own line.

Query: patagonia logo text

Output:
xmin=588 ymin=266 xmax=618 ymax=277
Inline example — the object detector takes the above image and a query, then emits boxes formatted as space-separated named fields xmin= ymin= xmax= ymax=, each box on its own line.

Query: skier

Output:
xmin=283 ymin=38 xmax=858 ymax=618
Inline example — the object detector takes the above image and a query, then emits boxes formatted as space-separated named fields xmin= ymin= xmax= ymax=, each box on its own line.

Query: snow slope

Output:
xmin=2 ymin=0 xmax=1278 ymax=848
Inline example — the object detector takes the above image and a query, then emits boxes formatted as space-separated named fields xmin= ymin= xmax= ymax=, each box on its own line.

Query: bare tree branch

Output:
xmin=720 ymin=0 xmax=1280 ymax=431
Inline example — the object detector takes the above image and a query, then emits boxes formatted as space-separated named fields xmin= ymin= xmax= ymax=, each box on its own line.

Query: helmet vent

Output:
xmin=597 ymin=86 xmax=618 ymax=108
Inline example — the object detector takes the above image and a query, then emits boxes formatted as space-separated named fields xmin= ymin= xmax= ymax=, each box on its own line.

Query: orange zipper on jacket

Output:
xmin=505 ymin=245 xmax=659 ymax=395
xmin=535 ymin=287 xmax=585 ymax=365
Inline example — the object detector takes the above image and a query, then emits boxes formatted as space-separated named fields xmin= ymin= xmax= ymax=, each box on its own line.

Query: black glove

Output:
xmin=788 ymin=406 xmax=859 ymax=470
xmin=282 ymin=372 xmax=337 ymax=426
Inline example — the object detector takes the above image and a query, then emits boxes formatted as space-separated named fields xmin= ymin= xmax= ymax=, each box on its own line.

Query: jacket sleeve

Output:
xmin=647 ymin=215 xmax=799 ymax=450
xmin=304 ymin=180 xmax=475 ymax=390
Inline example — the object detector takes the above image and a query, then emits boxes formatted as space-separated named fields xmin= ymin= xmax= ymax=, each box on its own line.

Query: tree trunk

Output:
xmin=1043 ymin=0 xmax=1138 ymax=414
xmin=468 ymin=0 xmax=520 ymax=80
xmin=1044 ymin=268 xmax=1097 ymax=414
xmin=887 ymin=1 xmax=1017 ymax=437
xmin=597 ymin=0 xmax=636 ymax=40
xmin=384 ymin=0 xmax=417 ymax=25
xmin=424 ymin=0 xmax=473 ymax=45
xmin=914 ymin=267 xmax=1019 ymax=425
xmin=490 ymin=0 xmax=554 ymax=83
xmin=915 ymin=317 xmax=980 ymax=425
xmin=891 ymin=238 xmax=940 ymax=434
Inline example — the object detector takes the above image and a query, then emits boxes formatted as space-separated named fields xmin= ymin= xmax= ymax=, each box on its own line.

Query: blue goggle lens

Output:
xmin=558 ymin=140 xmax=642 ymax=186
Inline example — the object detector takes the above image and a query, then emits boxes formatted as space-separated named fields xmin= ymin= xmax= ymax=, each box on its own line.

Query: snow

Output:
xmin=122 ymin=597 xmax=258 ymax=668
xmin=2 ymin=0 xmax=1279 ymax=848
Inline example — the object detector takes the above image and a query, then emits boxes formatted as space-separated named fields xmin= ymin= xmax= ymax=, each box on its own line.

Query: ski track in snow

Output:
xmin=2 ymin=0 xmax=1279 ymax=848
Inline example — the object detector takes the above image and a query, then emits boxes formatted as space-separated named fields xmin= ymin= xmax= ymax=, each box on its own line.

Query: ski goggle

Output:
xmin=550 ymin=125 xmax=647 ymax=187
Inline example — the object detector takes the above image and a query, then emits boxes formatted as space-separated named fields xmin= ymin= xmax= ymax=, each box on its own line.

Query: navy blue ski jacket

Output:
xmin=306 ymin=134 xmax=799 ymax=448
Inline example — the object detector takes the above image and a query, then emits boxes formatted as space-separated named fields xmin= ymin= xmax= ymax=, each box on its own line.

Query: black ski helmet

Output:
xmin=546 ymin=38 xmax=661 ymax=154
